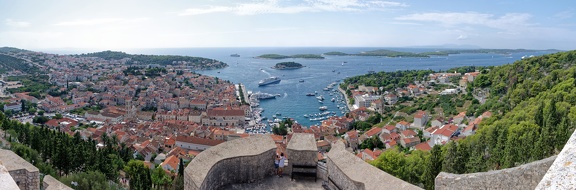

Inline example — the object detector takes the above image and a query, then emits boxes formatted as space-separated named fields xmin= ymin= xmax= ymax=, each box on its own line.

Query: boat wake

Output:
xmin=261 ymin=69 xmax=271 ymax=76
xmin=283 ymin=92 xmax=288 ymax=98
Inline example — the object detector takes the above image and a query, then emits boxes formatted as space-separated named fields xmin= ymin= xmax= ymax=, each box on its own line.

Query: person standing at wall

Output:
xmin=274 ymin=154 xmax=280 ymax=175
xmin=278 ymin=152 xmax=286 ymax=177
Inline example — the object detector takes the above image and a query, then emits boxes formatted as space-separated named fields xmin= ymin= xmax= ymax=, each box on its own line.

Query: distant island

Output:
xmin=272 ymin=62 xmax=304 ymax=69
xmin=322 ymin=49 xmax=561 ymax=58
xmin=256 ymin=54 xmax=324 ymax=59
xmin=79 ymin=50 xmax=228 ymax=70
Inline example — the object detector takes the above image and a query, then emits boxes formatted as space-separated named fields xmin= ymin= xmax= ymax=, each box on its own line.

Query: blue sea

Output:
xmin=51 ymin=47 xmax=556 ymax=127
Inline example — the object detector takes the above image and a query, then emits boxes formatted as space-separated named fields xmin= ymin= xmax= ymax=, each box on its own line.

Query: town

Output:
xmin=0 ymin=48 xmax=494 ymax=177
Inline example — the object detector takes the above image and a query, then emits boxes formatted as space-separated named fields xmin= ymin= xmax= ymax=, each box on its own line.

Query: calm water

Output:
xmin=88 ymin=47 xmax=554 ymax=127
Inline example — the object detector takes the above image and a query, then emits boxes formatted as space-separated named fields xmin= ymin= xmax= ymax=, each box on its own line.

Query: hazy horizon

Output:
xmin=1 ymin=0 xmax=575 ymax=50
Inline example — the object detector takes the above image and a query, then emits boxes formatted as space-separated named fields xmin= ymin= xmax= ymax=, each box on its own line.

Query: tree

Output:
xmin=171 ymin=158 xmax=185 ymax=190
xmin=59 ymin=171 xmax=117 ymax=190
xmin=151 ymin=166 xmax=172 ymax=189
xmin=53 ymin=113 xmax=63 ymax=119
xmin=423 ymin=145 xmax=443 ymax=190
xmin=359 ymin=135 xmax=384 ymax=150
xmin=125 ymin=160 xmax=152 ymax=190
xmin=32 ymin=116 xmax=49 ymax=124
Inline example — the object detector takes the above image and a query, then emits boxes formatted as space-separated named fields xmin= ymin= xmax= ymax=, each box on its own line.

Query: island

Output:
xmin=256 ymin=54 xmax=324 ymax=59
xmin=272 ymin=62 xmax=304 ymax=69
xmin=323 ymin=51 xmax=348 ymax=56
xmin=321 ymin=48 xmax=560 ymax=58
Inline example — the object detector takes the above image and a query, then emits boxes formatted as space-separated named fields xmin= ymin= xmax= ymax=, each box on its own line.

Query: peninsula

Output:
xmin=271 ymin=62 xmax=304 ymax=69
xmin=79 ymin=50 xmax=228 ymax=70
xmin=256 ymin=53 xmax=324 ymax=59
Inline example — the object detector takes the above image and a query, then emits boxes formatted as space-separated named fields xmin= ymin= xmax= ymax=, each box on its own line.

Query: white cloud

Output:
xmin=54 ymin=18 xmax=149 ymax=26
xmin=396 ymin=12 xmax=532 ymax=31
xmin=554 ymin=10 xmax=574 ymax=19
xmin=5 ymin=19 xmax=30 ymax=27
xmin=179 ymin=0 xmax=407 ymax=16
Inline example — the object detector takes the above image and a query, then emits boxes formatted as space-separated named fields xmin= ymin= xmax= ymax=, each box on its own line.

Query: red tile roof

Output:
xmin=415 ymin=141 xmax=431 ymax=151
xmin=364 ymin=127 xmax=382 ymax=137
xmin=175 ymin=135 xmax=224 ymax=146
xmin=401 ymin=130 xmax=417 ymax=137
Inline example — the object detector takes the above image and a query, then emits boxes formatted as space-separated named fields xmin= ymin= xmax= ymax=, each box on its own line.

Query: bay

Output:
xmin=117 ymin=47 xmax=553 ymax=127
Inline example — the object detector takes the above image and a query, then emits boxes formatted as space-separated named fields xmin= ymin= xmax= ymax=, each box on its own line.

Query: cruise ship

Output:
xmin=258 ymin=76 xmax=281 ymax=86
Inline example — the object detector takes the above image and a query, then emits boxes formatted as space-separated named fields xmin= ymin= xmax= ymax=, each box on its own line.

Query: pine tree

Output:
xmin=423 ymin=145 xmax=443 ymax=190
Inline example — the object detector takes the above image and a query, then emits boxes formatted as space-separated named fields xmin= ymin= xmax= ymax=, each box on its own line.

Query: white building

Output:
xmin=3 ymin=102 xmax=22 ymax=112
xmin=175 ymin=135 xmax=224 ymax=151
xmin=354 ymin=94 xmax=381 ymax=109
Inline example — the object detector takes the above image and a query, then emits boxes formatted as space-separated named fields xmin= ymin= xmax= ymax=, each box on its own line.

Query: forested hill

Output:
xmin=79 ymin=50 xmax=228 ymax=70
xmin=0 ymin=54 xmax=40 ymax=74
xmin=0 ymin=47 xmax=32 ymax=53
xmin=368 ymin=50 xmax=576 ymax=189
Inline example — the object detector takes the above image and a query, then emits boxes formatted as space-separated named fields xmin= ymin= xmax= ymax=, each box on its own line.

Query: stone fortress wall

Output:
xmin=435 ymin=156 xmax=556 ymax=190
xmin=0 ymin=149 xmax=40 ymax=190
xmin=184 ymin=133 xmax=421 ymax=190
xmin=326 ymin=141 xmax=422 ymax=190
xmin=184 ymin=135 xmax=277 ymax=190
xmin=184 ymin=129 xmax=576 ymax=190
xmin=285 ymin=133 xmax=318 ymax=175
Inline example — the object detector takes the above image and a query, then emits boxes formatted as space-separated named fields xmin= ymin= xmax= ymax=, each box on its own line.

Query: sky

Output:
xmin=1 ymin=0 xmax=575 ymax=50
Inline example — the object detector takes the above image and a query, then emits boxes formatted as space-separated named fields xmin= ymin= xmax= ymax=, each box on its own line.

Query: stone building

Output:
xmin=0 ymin=149 xmax=40 ymax=190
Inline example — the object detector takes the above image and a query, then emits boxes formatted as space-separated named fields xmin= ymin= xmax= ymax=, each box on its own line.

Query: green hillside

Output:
xmin=79 ymin=50 xmax=228 ymax=70
xmin=364 ymin=50 xmax=576 ymax=189
xmin=0 ymin=54 xmax=39 ymax=74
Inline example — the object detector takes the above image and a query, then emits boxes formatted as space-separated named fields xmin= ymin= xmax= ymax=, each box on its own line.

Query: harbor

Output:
xmin=195 ymin=47 xmax=542 ymax=127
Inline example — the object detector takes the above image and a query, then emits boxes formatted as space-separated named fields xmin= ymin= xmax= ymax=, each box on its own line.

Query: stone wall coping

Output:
xmin=0 ymin=164 xmax=20 ymax=190
xmin=438 ymin=155 xmax=557 ymax=178
xmin=287 ymin=133 xmax=317 ymax=152
xmin=326 ymin=141 xmax=422 ymax=190
xmin=436 ymin=155 xmax=556 ymax=190
xmin=0 ymin=149 xmax=39 ymax=172
xmin=43 ymin=175 xmax=73 ymax=190
xmin=185 ymin=135 xmax=277 ymax=188
xmin=537 ymin=128 xmax=576 ymax=189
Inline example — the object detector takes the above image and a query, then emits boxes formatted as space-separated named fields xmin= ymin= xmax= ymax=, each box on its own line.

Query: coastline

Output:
xmin=338 ymin=86 xmax=354 ymax=112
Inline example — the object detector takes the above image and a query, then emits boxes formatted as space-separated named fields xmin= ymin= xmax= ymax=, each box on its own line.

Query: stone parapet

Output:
xmin=326 ymin=141 xmax=422 ymax=190
xmin=436 ymin=156 xmax=556 ymax=190
xmin=0 ymin=149 xmax=40 ymax=190
xmin=286 ymin=133 xmax=318 ymax=174
xmin=184 ymin=135 xmax=277 ymax=190
xmin=537 ymin=129 xmax=576 ymax=189
xmin=43 ymin=175 xmax=73 ymax=190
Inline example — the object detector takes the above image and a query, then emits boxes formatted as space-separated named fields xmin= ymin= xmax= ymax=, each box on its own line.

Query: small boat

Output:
xmin=306 ymin=93 xmax=315 ymax=96
xmin=276 ymin=112 xmax=281 ymax=116
xmin=332 ymin=70 xmax=336 ymax=72
xmin=303 ymin=114 xmax=309 ymax=118
xmin=319 ymin=106 xmax=328 ymax=111
xmin=319 ymin=100 xmax=323 ymax=103
xmin=299 ymin=79 xmax=305 ymax=82
xmin=331 ymin=98 xmax=335 ymax=102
